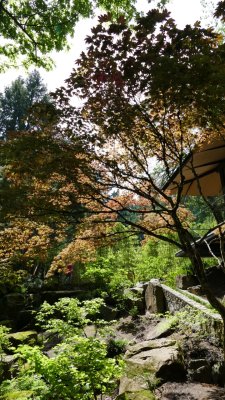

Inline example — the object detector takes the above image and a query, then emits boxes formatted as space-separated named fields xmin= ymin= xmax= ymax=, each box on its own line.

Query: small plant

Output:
xmin=177 ymin=289 xmax=215 ymax=311
xmin=147 ymin=375 xmax=161 ymax=391
xmin=0 ymin=325 xmax=10 ymax=356
xmin=106 ymin=336 xmax=128 ymax=357
xmin=0 ymin=325 xmax=11 ymax=378
xmin=35 ymin=297 xmax=109 ymax=339
xmin=162 ymin=307 xmax=209 ymax=338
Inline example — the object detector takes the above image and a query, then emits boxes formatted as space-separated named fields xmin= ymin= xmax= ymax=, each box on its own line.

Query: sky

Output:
xmin=0 ymin=0 xmax=209 ymax=92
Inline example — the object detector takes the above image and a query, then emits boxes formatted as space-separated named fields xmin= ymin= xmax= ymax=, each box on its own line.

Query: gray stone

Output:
xmin=146 ymin=319 xmax=176 ymax=340
xmin=187 ymin=285 xmax=204 ymax=296
xmin=155 ymin=382 xmax=225 ymax=399
xmin=1 ymin=354 xmax=18 ymax=379
xmin=176 ymin=274 xmax=198 ymax=290
xmin=99 ymin=304 xmax=118 ymax=321
xmin=119 ymin=376 xmax=149 ymax=394
xmin=126 ymin=338 xmax=177 ymax=358
xmin=118 ymin=357 xmax=159 ymax=399
xmin=145 ymin=280 xmax=165 ymax=314
xmin=189 ymin=364 xmax=212 ymax=384
xmin=125 ymin=338 xmax=185 ymax=382
xmin=116 ymin=391 xmax=156 ymax=399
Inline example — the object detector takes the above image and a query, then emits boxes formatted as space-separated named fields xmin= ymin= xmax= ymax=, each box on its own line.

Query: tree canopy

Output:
xmin=0 ymin=0 xmax=136 ymax=71
xmin=0 ymin=70 xmax=49 ymax=138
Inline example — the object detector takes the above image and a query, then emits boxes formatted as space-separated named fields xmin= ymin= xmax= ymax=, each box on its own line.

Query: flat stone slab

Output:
xmin=146 ymin=319 xmax=176 ymax=340
xmin=155 ymin=382 xmax=225 ymax=399
xmin=125 ymin=338 xmax=177 ymax=358
xmin=124 ymin=338 xmax=185 ymax=382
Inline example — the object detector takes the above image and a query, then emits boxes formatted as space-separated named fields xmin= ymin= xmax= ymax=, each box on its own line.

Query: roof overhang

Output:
xmin=163 ymin=140 xmax=225 ymax=196
xmin=176 ymin=233 xmax=221 ymax=257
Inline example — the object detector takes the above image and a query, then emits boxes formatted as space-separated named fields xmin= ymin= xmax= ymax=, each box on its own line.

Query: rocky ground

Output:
xmin=110 ymin=313 xmax=225 ymax=400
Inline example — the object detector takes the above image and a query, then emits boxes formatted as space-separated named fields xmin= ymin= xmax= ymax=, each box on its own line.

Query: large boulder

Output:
xmin=118 ymin=362 xmax=158 ymax=399
xmin=155 ymin=382 xmax=225 ymax=399
xmin=120 ymin=338 xmax=185 ymax=397
xmin=126 ymin=339 xmax=186 ymax=382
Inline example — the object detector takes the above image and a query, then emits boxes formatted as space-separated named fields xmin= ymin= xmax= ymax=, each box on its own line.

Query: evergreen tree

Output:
xmin=0 ymin=70 xmax=49 ymax=138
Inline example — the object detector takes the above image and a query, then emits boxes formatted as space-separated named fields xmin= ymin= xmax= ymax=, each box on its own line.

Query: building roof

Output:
xmin=163 ymin=139 xmax=225 ymax=196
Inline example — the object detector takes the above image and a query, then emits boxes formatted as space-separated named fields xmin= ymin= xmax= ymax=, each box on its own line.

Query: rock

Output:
xmin=118 ymin=362 xmax=158 ymax=399
xmin=189 ymin=364 xmax=212 ymax=384
xmin=126 ymin=338 xmax=177 ymax=358
xmin=188 ymin=358 xmax=208 ymax=369
xmin=99 ymin=304 xmax=118 ymax=321
xmin=182 ymin=337 xmax=225 ymax=386
xmin=187 ymin=285 xmax=204 ymax=296
xmin=176 ymin=275 xmax=198 ymax=290
xmin=1 ymin=354 xmax=18 ymax=379
xmin=119 ymin=376 xmax=149 ymax=393
xmin=145 ymin=280 xmax=165 ymax=314
xmin=155 ymin=382 xmax=225 ymax=399
xmin=8 ymin=330 xmax=37 ymax=346
xmin=146 ymin=319 xmax=176 ymax=340
xmin=212 ymin=362 xmax=225 ymax=386
xmin=125 ymin=338 xmax=186 ymax=383
xmin=116 ymin=390 xmax=156 ymax=399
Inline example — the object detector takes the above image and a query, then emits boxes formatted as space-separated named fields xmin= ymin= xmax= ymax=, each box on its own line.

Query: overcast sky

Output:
xmin=0 ymin=0 xmax=212 ymax=92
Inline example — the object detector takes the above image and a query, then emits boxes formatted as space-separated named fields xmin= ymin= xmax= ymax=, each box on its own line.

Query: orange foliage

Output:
xmin=0 ymin=219 xmax=65 ymax=268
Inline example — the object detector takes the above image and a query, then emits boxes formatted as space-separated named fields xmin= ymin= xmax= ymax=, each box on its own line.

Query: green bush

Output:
xmin=0 ymin=339 xmax=123 ymax=400
xmin=0 ymin=297 xmax=124 ymax=399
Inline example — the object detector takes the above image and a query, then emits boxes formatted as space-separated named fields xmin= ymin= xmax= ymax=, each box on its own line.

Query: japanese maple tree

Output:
xmin=51 ymin=9 xmax=225 ymax=349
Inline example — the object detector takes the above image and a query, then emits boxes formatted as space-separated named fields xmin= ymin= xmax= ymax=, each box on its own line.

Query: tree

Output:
xmin=0 ymin=70 xmax=49 ymax=138
xmin=3 ymin=6 xmax=225 ymax=351
xmin=0 ymin=0 xmax=136 ymax=71
xmin=50 ymin=10 xmax=225 ymax=351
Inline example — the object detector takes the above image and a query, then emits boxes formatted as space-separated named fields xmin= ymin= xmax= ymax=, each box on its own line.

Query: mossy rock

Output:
xmin=1 ymin=390 xmax=34 ymax=399
xmin=124 ymin=361 xmax=155 ymax=378
xmin=119 ymin=363 xmax=160 ymax=398
xmin=8 ymin=330 xmax=37 ymax=346
xmin=1 ymin=354 xmax=18 ymax=379
xmin=116 ymin=390 xmax=156 ymax=399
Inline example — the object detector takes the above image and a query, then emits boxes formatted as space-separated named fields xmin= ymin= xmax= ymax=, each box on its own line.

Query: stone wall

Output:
xmin=145 ymin=279 xmax=223 ymax=344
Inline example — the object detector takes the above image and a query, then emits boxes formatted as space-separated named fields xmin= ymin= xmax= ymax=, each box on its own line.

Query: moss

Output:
xmin=125 ymin=361 xmax=155 ymax=378
xmin=8 ymin=331 xmax=37 ymax=346
xmin=1 ymin=390 xmax=33 ymax=399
